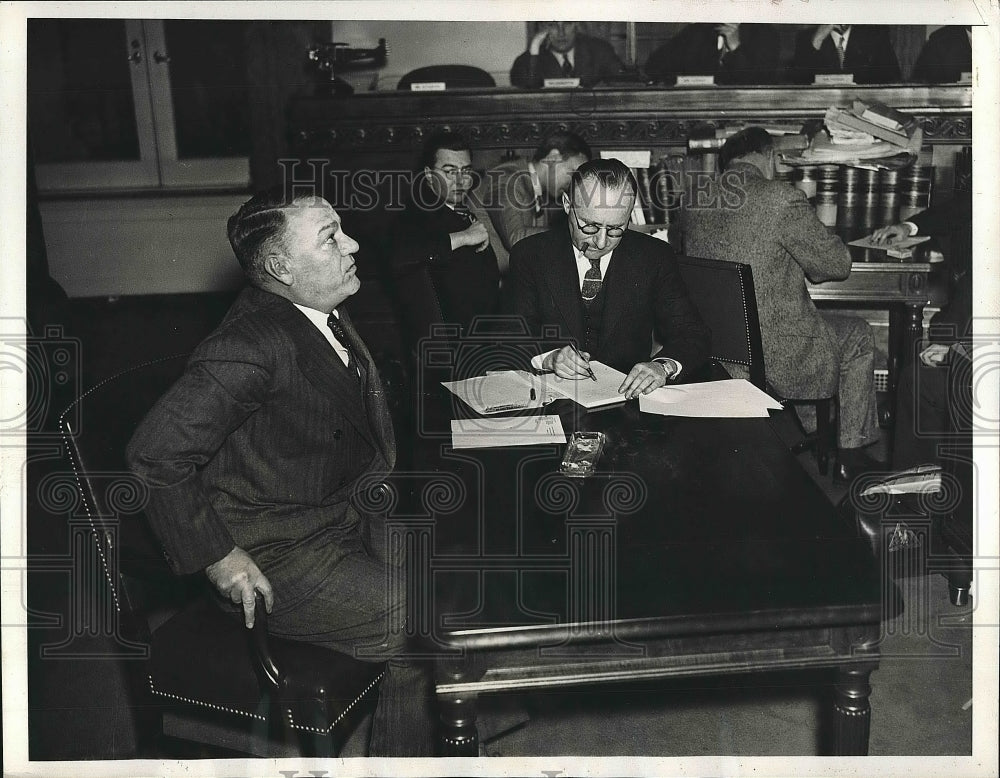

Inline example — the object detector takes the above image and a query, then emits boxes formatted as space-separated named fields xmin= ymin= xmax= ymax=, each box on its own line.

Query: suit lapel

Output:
xmin=271 ymin=300 xmax=376 ymax=448
xmin=597 ymin=238 xmax=632 ymax=354
xmin=573 ymin=40 xmax=589 ymax=79
xmin=545 ymin=235 xmax=585 ymax=341
xmin=339 ymin=309 xmax=396 ymax=469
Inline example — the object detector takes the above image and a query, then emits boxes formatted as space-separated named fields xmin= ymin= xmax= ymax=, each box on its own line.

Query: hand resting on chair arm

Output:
xmin=205 ymin=546 xmax=274 ymax=629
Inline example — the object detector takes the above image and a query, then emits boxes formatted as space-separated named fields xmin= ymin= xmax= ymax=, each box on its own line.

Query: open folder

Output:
xmin=442 ymin=362 xmax=628 ymax=414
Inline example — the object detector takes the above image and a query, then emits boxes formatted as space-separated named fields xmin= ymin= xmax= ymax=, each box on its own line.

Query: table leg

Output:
xmin=832 ymin=665 xmax=875 ymax=755
xmin=903 ymin=303 xmax=925 ymax=376
xmin=438 ymin=691 xmax=479 ymax=756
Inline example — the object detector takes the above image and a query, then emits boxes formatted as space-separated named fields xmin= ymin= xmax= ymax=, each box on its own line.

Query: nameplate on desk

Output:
xmin=543 ymin=77 xmax=581 ymax=88
xmin=600 ymin=149 xmax=652 ymax=169
xmin=676 ymin=74 xmax=715 ymax=87
xmin=410 ymin=82 xmax=446 ymax=92
xmin=959 ymin=72 xmax=972 ymax=83
xmin=814 ymin=73 xmax=855 ymax=85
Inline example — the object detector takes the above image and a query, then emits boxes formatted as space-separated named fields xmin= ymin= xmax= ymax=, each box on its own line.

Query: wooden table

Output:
xmin=807 ymin=258 xmax=946 ymax=397
xmin=397 ymin=391 xmax=893 ymax=756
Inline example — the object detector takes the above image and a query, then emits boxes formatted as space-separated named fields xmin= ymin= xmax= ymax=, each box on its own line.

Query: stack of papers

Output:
xmin=441 ymin=371 xmax=541 ymax=414
xmin=639 ymin=379 xmax=782 ymax=418
xmin=442 ymin=362 xmax=629 ymax=414
xmin=848 ymin=233 xmax=930 ymax=259
xmin=451 ymin=414 xmax=567 ymax=449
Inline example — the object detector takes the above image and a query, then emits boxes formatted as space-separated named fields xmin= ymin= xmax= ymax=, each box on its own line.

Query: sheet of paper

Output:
xmin=451 ymin=414 xmax=566 ymax=449
xmin=441 ymin=371 xmax=540 ymax=414
xmin=639 ymin=379 xmax=782 ymax=418
xmin=546 ymin=361 xmax=628 ymax=408
xmin=848 ymin=234 xmax=930 ymax=251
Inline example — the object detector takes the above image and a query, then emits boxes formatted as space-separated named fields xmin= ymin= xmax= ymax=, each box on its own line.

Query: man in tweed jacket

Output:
xmin=126 ymin=190 xmax=433 ymax=755
xmin=684 ymin=128 xmax=882 ymax=481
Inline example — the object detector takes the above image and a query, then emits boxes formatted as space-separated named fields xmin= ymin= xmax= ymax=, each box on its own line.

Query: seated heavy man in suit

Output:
xmin=478 ymin=130 xmax=592 ymax=261
xmin=391 ymin=130 xmax=503 ymax=339
xmin=789 ymin=24 xmax=901 ymax=85
xmin=684 ymin=127 xmax=884 ymax=482
xmin=505 ymin=158 xmax=710 ymax=398
xmin=510 ymin=21 xmax=626 ymax=88
xmin=126 ymin=190 xmax=433 ymax=755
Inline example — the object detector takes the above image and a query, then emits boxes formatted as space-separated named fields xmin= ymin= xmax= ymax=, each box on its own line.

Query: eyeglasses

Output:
xmin=570 ymin=205 xmax=630 ymax=237
xmin=434 ymin=166 xmax=475 ymax=180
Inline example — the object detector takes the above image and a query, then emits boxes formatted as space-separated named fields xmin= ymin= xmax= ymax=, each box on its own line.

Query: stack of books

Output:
xmin=825 ymin=100 xmax=922 ymax=153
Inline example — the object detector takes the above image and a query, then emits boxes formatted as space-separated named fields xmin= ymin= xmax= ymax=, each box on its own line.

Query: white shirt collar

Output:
xmin=831 ymin=26 xmax=852 ymax=49
xmin=557 ymin=49 xmax=575 ymax=68
xmin=527 ymin=161 xmax=544 ymax=212
xmin=293 ymin=304 xmax=350 ymax=366
xmin=571 ymin=244 xmax=614 ymax=289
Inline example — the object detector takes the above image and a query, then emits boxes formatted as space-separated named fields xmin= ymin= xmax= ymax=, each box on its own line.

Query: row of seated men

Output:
xmin=388 ymin=127 xmax=972 ymax=477
xmin=126 ymin=127 xmax=970 ymax=758
xmin=509 ymin=22 xmax=972 ymax=86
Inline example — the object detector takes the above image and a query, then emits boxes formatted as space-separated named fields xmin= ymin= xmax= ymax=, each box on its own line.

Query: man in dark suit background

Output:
xmin=683 ymin=128 xmax=883 ymax=482
xmin=126 ymin=190 xmax=433 ymax=755
xmin=645 ymin=23 xmax=780 ymax=85
xmin=510 ymin=21 xmax=626 ymax=88
xmin=390 ymin=131 xmax=503 ymax=340
xmin=912 ymin=25 xmax=972 ymax=83
xmin=789 ymin=24 xmax=901 ymax=84
xmin=505 ymin=158 xmax=709 ymax=398
xmin=478 ymin=130 xmax=591 ymax=259
xmin=873 ymin=192 xmax=973 ymax=468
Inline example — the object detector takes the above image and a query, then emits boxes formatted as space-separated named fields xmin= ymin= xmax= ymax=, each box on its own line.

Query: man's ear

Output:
xmin=262 ymin=253 xmax=293 ymax=287
xmin=561 ymin=192 xmax=571 ymax=215
xmin=423 ymin=166 xmax=435 ymax=184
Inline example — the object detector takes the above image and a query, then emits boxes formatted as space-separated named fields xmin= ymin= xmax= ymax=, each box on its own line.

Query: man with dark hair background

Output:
xmin=684 ymin=127 xmax=883 ymax=483
xmin=127 ymin=189 xmax=434 ymax=755
xmin=510 ymin=21 xmax=626 ymax=88
xmin=390 ymin=130 xmax=503 ymax=337
xmin=645 ymin=22 xmax=780 ymax=85
xmin=478 ymin=130 xmax=592 ymax=262
xmin=506 ymin=158 xmax=709 ymax=397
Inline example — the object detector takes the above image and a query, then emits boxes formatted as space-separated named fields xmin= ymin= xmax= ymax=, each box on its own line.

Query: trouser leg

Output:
xmin=265 ymin=537 xmax=435 ymax=756
xmin=822 ymin=313 xmax=880 ymax=450
xmin=892 ymin=346 xmax=950 ymax=469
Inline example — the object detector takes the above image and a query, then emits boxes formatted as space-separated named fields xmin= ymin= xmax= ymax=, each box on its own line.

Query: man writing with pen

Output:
xmin=504 ymin=158 xmax=710 ymax=398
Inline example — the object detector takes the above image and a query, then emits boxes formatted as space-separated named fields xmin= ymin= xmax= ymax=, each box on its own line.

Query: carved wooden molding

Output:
xmin=290 ymin=85 xmax=972 ymax=154
xmin=295 ymin=113 xmax=970 ymax=153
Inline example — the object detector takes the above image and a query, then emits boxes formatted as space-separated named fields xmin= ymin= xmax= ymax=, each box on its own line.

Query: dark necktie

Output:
xmin=581 ymin=258 xmax=602 ymax=302
xmin=326 ymin=313 xmax=361 ymax=381
xmin=835 ymin=36 xmax=847 ymax=69
xmin=453 ymin=203 xmax=473 ymax=223
xmin=561 ymin=56 xmax=574 ymax=77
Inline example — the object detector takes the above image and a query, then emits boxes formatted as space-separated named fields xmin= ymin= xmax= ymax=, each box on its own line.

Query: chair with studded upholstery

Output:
xmin=675 ymin=254 xmax=835 ymax=473
xmin=59 ymin=354 xmax=384 ymax=757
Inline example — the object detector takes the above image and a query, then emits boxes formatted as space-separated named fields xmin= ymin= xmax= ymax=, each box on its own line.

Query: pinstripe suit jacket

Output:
xmin=683 ymin=162 xmax=852 ymax=398
xmin=127 ymin=286 xmax=395 ymax=606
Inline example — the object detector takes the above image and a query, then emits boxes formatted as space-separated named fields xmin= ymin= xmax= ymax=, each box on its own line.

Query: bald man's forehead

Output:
xmin=571 ymin=181 xmax=634 ymax=209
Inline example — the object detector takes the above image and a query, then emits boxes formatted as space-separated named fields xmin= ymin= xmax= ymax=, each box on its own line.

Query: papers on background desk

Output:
xmin=451 ymin=414 xmax=566 ymax=449
xmin=848 ymin=233 xmax=930 ymax=258
xmin=442 ymin=362 xmax=628 ymax=414
xmin=639 ymin=379 xmax=782 ymax=418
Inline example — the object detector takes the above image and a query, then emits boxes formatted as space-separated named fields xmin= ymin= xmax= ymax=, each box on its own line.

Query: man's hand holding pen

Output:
xmin=541 ymin=346 xmax=677 ymax=399
xmin=543 ymin=344 xmax=596 ymax=380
